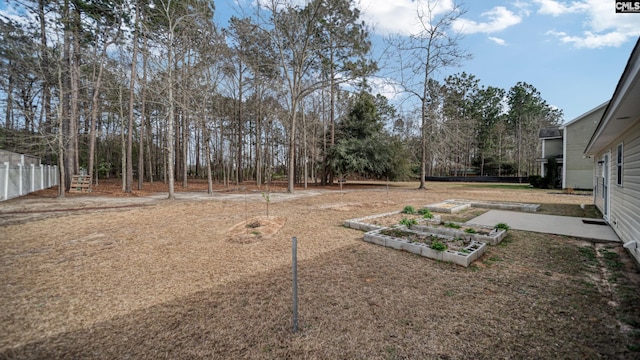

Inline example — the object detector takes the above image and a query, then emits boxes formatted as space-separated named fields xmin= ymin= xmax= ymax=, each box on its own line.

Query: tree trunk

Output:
xmin=120 ymin=86 xmax=126 ymax=192
xmin=287 ymin=100 xmax=298 ymax=194
xmin=303 ymin=107 xmax=308 ymax=189
xmin=195 ymin=124 xmax=200 ymax=177
xmin=182 ymin=107 xmax=188 ymax=187
xmin=255 ymin=88 xmax=263 ymax=187
xmin=87 ymin=47 xmax=107 ymax=191
xmin=56 ymin=50 xmax=66 ymax=198
xmin=61 ymin=0 xmax=72 ymax=190
xmin=5 ymin=61 xmax=13 ymax=129
xmin=205 ymin=123 xmax=213 ymax=194
xmin=39 ymin=0 xmax=52 ymax=165
xmin=237 ymin=69 xmax=244 ymax=184
xmin=138 ymin=14 xmax=147 ymax=189
xmin=419 ymin=96 xmax=428 ymax=189
xmin=126 ymin=1 xmax=139 ymax=193
xmin=167 ymin=37 xmax=176 ymax=199
xmin=69 ymin=5 xmax=80 ymax=181
xmin=143 ymin=35 xmax=153 ymax=184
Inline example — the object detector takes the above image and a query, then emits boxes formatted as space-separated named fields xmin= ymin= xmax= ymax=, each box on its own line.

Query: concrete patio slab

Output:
xmin=466 ymin=210 xmax=620 ymax=242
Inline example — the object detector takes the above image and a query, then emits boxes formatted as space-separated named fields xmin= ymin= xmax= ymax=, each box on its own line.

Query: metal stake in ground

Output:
xmin=292 ymin=236 xmax=298 ymax=333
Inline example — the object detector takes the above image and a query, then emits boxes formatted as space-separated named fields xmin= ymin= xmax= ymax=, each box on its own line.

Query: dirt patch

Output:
xmin=227 ymin=216 xmax=287 ymax=244
xmin=1 ymin=180 xmax=638 ymax=358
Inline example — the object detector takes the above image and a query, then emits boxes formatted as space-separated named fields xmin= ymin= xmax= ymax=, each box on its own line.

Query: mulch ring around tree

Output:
xmin=226 ymin=216 xmax=287 ymax=244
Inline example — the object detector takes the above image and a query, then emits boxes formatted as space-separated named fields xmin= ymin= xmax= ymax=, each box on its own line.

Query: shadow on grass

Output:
xmin=2 ymin=233 xmax=637 ymax=359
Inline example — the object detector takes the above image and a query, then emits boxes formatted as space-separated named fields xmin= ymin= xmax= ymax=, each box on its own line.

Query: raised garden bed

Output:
xmin=410 ymin=221 xmax=507 ymax=246
xmin=423 ymin=201 xmax=471 ymax=214
xmin=363 ymin=227 xmax=486 ymax=267
xmin=343 ymin=211 xmax=441 ymax=232
xmin=436 ymin=199 xmax=540 ymax=213
xmin=344 ymin=205 xmax=512 ymax=267
xmin=345 ymin=212 xmax=506 ymax=245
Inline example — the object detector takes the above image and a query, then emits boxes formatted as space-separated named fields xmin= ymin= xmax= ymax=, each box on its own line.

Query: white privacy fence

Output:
xmin=1 ymin=157 xmax=58 ymax=202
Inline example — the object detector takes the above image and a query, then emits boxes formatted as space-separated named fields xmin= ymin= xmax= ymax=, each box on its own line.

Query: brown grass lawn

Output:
xmin=1 ymin=180 xmax=639 ymax=359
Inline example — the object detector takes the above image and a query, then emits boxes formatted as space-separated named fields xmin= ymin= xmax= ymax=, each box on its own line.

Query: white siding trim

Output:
xmin=541 ymin=139 xmax=546 ymax=177
xmin=604 ymin=151 xmax=611 ymax=221
xmin=562 ymin=128 xmax=568 ymax=188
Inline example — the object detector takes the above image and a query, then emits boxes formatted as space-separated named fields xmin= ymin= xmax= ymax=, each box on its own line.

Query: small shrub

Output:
xmin=399 ymin=217 xmax=418 ymax=227
xmin=431 ymin=240 xmax=447 ymax=251
xmin=444 ymin=222 xmax=461 ymax=229
xmin=529 ymin=175 xmax=542 ymax=188
xmin=246 ymin=221 xmax=261 ymax=229
xmin=418 ymin=208 xmax=433 ymax=218
xmin=464 ymin=228 xmax=477 ymax=234
xmin=494 ymin=223 xmax=510 ymax=231
xmin=402 ymin=205 xmax=416 ymax=214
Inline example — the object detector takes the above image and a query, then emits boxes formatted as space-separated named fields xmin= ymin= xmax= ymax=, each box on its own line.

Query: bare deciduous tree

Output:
xmin=389 ymin=0 xmax=470 ymax=189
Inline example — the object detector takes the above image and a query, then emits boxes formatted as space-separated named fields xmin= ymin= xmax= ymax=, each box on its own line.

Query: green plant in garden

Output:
xmin=431 ymin=240 xmax=447 ymax=251
xmin=464 ymin=228 xmax=477 ymax=234
xmin=444 ymin=222 xmax=461 ymax=229
xmin=399 ymin=217 xmax=418 ymax=227
xmin=381 ymin=228 xmax=412 ymax=238
xmin=418 ymin=208 xmax=433 ymax=218
xmin=402 ymin=205 xmax=416 ymax=214
xmin=494 ymin=223 xmax=510 ymax=231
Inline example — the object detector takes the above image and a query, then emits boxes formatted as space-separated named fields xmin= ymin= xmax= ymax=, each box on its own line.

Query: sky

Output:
xmin=218 ymin=0 xmax=640 ymax=122
xmin=1 ymin=0 xmax=638 ymax=122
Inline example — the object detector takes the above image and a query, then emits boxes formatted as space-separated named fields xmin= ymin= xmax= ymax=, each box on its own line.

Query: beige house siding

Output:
xmin=586 ymin=39 xmax=640 ymax=266
xmin=543 ymin=138 xmax=563 ymax=157
xmin=566 ymin=169 xmax=595 ymax=189
xmin=540 ymin=138 xmax=563 ymax=176
xmin=593 ymin=157 xmax=604 ymax=211
xmin=563 ymin=107 xmax=603 ymax=189
xmin=593 ymin=120 xmax=640 ymax=264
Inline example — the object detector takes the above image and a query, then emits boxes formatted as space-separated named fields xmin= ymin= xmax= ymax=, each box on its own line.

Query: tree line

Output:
xmin=0 ymin=0 xmax=562 ymax=197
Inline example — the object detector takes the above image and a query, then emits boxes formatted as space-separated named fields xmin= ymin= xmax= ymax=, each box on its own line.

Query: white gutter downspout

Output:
xmin=562 ymin=127 xmax=567 ymax=189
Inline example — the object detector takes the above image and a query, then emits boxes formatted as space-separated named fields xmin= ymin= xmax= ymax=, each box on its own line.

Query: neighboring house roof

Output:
xmin=539 ymin=127 xmax=563 ymax=139
xmin=561 ymin=101 xmax=609 ymax=129
xmin=585 ymin=38 xmax=640 ymax=155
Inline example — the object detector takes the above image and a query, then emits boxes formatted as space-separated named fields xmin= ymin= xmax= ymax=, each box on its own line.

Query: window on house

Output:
xmin=617 ymin=143 xmax=623 ymax=187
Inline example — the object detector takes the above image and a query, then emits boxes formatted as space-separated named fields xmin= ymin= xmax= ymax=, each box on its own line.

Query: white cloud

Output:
xmin=546 ymin=30 xmax=630 ymax=49
xmin=247 ymin=0 xmax=458 ymax=36
xmin=512 ymin=0 xmax=533 ymax=16
xmin=584 ymin=0 xmax=638 ymax=33
xmin=452 ymin=6 xmax=521 ymax=34
xmin=369 ymin=76 xmax=404 ymax=100
xmin=539 ymin=0 xmax=640 ymax=48
xmin=489 ymin=36 xmax=507 ymax=46
xmin=356 ymin=0 xmax=456 ymax=36
xmin=337 ymin=75 xmax=403 ymax=100
xmin=534 ymin=0 xmax=589 ymax=16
